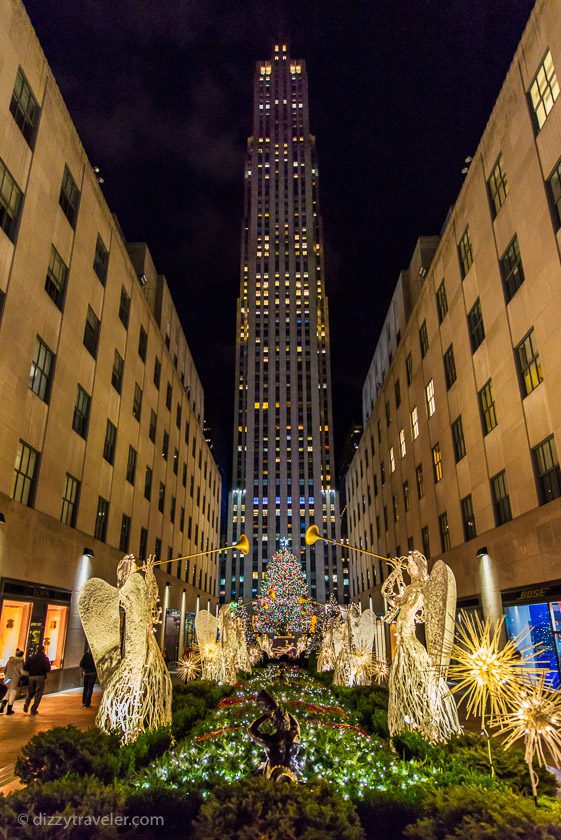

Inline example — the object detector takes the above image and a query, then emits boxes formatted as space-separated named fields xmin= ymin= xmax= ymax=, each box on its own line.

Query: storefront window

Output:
xmin=0 ymin=596 xmax=68 ymax=670
xmin=504 ymin=602 xmax=560 ymax=688
xmin=0 ymin=599 xmax=32 ymax=663
xmin=43 ymin=604 xmax=68 ymax=669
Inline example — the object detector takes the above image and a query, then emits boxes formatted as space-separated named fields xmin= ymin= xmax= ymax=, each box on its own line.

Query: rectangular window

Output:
xmin=60 ymin=474 xmax=80 ymax=527
xmin=458 ymin=228 xmax=473 ymax=278
xmin=436 ymin=279 xmax=448 ymax=323
xmin=451 ymin=416 xmax=466 ymax=462
xmin=45 ymin=245 xmax=68 ymax=309
xmin=29 ymin=337 xmax=54 ymax=403
xmin=72 ymin=385 xmax=91 ymax=438
xmin=380 ymin=461 xmax=385 ymax=486
xmin=516 ymin=328 xmax=543 ymax=397
xmin=491 ymin=470 xmax=512 ymax=526
xmin=0 ymin=157 xmax=23 ymax=242
xmin=406 ymin=353 xmax=413 ymax=386
xmin=383 ymin=506 xmax=388 ymax=532
xmin=443 ymin=344 xmax=457 ymax=390
xmin=59 ymin=165 xmax=80 ymax=228
xmin=94 ymin=497 xmax=109 ymax=542
xmin=119 ymin=514 xmax=131 ymax=553
xmin=385 ymin=400 xmax=391 ymax=427
xmin=432 ymin=443 xmax=443 ymax=483
xmin=173 ymin=447 xmax=179 ymax=475
xmin=389 ymin=446 xmax=396 ymax=473
xmin=416 ymin=463 xmax=424 ymax=499
xmin=425 ymin=379 xmax=436 ymax=417
xmin=111 ymin=350 xmax=124 ymax=394
xmin=500 ymin=236 xmax=525 ymax=301
xmin=103 ymin=419 xmax=117 ymax=464
xmin=467 ymin=298 xmax=485 ymax=353
xmin=144 ymin=465 xmax=152 ymax=500
xmin=180 ymin=507 xmax=185 ymax=532
xmin=176 ymin=403 xmax=182 ymax=429
xmin=149 ymin=409 xmax=157 ymax=443
xmin=158 ymin=482 xmax=166 ymax=513
xmin=439 ymin=512 xmax=451 ymax=552
xmin=162 ymin=430 xmax=169 ymax=460
xmin=93 ymin=235 xmax=109 ymax=285
xmin=153 ymin=356 xmax=161 ymax=389
xmin=394 ymin=378 xmax=401 ymax=408
xmin=487 ymin=154 xmax=508 ymax=217
xmin=170 ymin=496 xmax=176 ymax=524
xmin=479 ymin=379 xmax=498 ymax=435
xmin=126 ymin=446 xmax=137 ymax=484
xmin=139 ymin=528 xmax=148 ymax=562
xmin=399 ymin=428 xmax=406 ymax=458
xmin=9 ymin=67 xmax=39 ymax=146
xmin=132 ymin=383 xmax=142 ymax=421
xmin=11 ymin=440 xmax=39 ymax=506
xmin=403 ymin=480 xmax=410 ymax=511
xmin=182 ymin=462 xmax=187 ymax=488
xmin=83 ymin=305 xmax=100 ymax=358
xmin=461 ymin=495 xmax=477 ymax=541
xmin=392 ymin=494 xmax=398 ymax=523
xmin=411 ymin=406 xmax=419 ymax=440
xmin=138 ymin=325 xmax=147 ymax=362
xmin=118 ymin=287 xmax=130 ymax=328
xmin=166 ymin=382 xmax=172 ymax=410
xmin=421 ymin=525 xmax=430 ymax=559
xmin=529 ymin=50 xmax=559 ymax=130
xmin=419 ymin=320 xmax=429 ymax=358
xmin=533 ymin=436 xmax=561 ymax=505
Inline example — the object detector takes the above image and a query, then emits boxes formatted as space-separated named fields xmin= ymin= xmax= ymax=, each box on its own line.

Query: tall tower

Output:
xmin=224 ymin=43 xmax=342 ymax=605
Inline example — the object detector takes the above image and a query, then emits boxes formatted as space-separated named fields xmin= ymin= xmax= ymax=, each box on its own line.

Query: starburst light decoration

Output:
xmin=178 ymin=650 xmax=202 ymax=682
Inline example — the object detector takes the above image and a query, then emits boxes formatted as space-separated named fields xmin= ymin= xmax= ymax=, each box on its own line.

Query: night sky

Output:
xmin=24 ymin=0 xmax=534 ymax=483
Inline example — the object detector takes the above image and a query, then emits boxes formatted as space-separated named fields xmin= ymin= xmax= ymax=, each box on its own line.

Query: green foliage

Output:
xmin=114 ymin=727 xmax=173 ymax=778
xmin=124 ymin=785 xmax=202 ymax=837
xmin=172 ymin=680 xmax=233 ymax=713
xmin=192 ymin=778 xmax=366 ymax=840
xmin=331 ymin=683 xmax=389 ymax=735
xmin=371 ymin=708 xmax=389 ymax=738
xmin=392 ymin=731 xmax=431 ymax=762
xmin=14 ymin=725 xmax=120 ymax=785
xmin=356 ymin=787 xmax=425 ymax=840
xmin=405 ymin=784 xmax=561 ymax=840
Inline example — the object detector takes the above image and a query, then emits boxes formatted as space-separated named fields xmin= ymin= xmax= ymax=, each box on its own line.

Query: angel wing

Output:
xmin=78 ymin=578 xmax=121 ymax=688
xmin=195 ymin=609 xmax=218 ymax=649
xmin=353 ymin=608 xmax=375 ymax=653
xmin=425 ymin=559 xmax=457 ymax=675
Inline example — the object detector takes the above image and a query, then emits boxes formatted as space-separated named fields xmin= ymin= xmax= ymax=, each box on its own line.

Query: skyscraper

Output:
xmin=224 ymin=43 xmax=343 ymax=605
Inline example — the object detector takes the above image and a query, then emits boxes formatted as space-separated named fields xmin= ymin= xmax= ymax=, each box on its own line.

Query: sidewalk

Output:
xmin=0 ymin=686 xmax=101 ymax=795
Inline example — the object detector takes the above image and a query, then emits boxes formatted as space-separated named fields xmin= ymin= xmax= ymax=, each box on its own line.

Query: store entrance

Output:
xmin=0 ymin=580 xmax=70 ymax=670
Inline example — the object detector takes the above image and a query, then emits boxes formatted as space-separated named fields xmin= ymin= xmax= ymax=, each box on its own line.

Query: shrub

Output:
xmin=14 ymin=726 xmax=120 ymax=785
xmin=192 ymin=778 xmax=366 ymax=840
xmin=405 ymin=784 xmax=561 ymax=839
xmin=115 ymin=727 xmax=173 ymax=778
xmin=371 ymin=708 xmax=389 ymax=738
xmin=392 ymin=731 xmax=431 ymax=762
xmin=124 ymin=785 xmax=202 ymax=837
xmin=356 ymin=787 xmax=425 ymax=840
xmin=171 ymin=681 xmax=232 ymax=713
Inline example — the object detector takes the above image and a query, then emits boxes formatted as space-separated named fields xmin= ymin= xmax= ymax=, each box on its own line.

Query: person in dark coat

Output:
xmin=79 ymin=648 xmax=97 ymax=708
xmin=23 ymin=645 xmax=51 ymax=714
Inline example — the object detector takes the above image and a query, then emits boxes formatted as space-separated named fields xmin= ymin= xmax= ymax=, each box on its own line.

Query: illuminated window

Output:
xmin=389 ymin=446 xmax=396 ymax=473
xmin=458 ymin=228 xmax=473 ymax=278
xmin=529 ymin=50 xmax=559 ymax=130
xmin=411 ymin=406 xmax=419 ymax=440
xmin=487 ymin=154 xmax=508 ymax=217
xmin=399 ymin=428 xmax=406 ymax=458
xmin=425 ymin=379 xmax=436 ymax=417
xmin=9 ymin=67 xmax=39 ymax=146
xmin=516 ymin=328 xmax=543 ymax=397
xmin=432 ymin=443 xmax=443 ymax=483
xmin=11 ymin=440 xmax=39 ymax=506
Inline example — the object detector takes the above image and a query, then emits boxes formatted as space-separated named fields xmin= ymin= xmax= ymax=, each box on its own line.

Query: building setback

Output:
xmin=225 ymin=44 xmax=343 ymax=604
xmin=346 ymin=0 xmax=561 ymax=686
xmin=0 ymin=0 xmax=221 ymax=690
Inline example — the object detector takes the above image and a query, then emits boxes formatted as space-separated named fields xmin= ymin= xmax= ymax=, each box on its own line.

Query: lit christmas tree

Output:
xmin=253 ymin=546 xmax=314 ymax=636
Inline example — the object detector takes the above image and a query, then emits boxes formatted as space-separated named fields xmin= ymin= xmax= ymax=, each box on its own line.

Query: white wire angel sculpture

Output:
xmin=382 ymin=550 xmax=461 ymax=743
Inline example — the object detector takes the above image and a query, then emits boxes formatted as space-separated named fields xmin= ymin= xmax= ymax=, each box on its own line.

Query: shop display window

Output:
xmin=43 ymin=604 xmax=68 ymax=669
xmin=0 ymin=599 xmax=32 ymax=663
xmin=504 ymin=601 xmax=560 ymax=689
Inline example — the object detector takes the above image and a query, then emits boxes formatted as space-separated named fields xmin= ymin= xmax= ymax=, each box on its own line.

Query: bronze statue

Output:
xmin=249 ymin=689 xmax=301 ymax=782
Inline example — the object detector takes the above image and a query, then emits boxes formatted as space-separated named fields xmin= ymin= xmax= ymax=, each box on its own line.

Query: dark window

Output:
xmin=170 ymin=496 xmax=176 ymax=524
xmin=419 ymin=320 xmax=429 ymax=358
xmin=436 ymin=279 xmax=448 ymax=323
xmin=0 ymin=157 xmax=23 ymax=241
xmin=180 ymin=507 xmax=185 ymax=532
xmin=72 ymin=385 xmax=90 ymax=438
xmin=385 ymin=400 xmax=391 ymax=427
xmin=9 ymin=67 xmax=39 ymax=146
xmin=421 ymin=525 xmax=430 ymax=558
xmin=111 ymin=350 xmax=124 ymax=394
xmin=83 ymin=305 xmax=100 ymax=358
xmin=166 ymin=382 xmax=172 ymax=410
xmin=458 ymin=228 xmax=473 ymax=278
xmin=392 ymin=494 xmax=398 ymax=523
xmin=103 ymin=419 xmax=117 ymax=464
xmin=491 ymin=470 xmax=512 ymax=526
xmin=407 ymin=536 xmax=414 ymax=552
xmin=29 ymin=337 xmax=54 ymax=402
xmin=403 ymin=480 xmax=410 ymax=511
xmin=383 ymin=505 xmax=388 ymax=532
xmin=158 ymin=482 xmax=165 ymax=513
xmin=487 ymin=154 xmax=508 ymax=217
xmin=61 ymin=474 xmax=80 ymax=527
xmin=380 ymin=461 xmax=385 ymax=486
xmin=162 ymin=430 xmax=169 ymax=460
xmin=94 ymin=497 xmax=109 ymax=542
xmin=59 ymin=165 xmax=79 ymax=227
xmin=144 ymin=465 xmax=152 ymax=500
xmin=139 ymin=527 xmax=148 ymax=562
xmin=119 ymin=514 xmax=131 ymax=553
xmin=138 ymin=326 xmax=147 ymax=362
xmin=126 ymin=446 xmax=137 ymax=484
xmin=432 ymin=443 xmax=443 ymax=483
xmin=516 ymin=329 xmax=543 ymax=397
xmin=439 ymin=512 xmax=451 ymax=552
xmin=467 ymin=298 xmax=485 ymax=353
xmin=443 ymin=344 xmax=457 ymax=389
xmin=173 ymin=447 xmax=179 ymax=475
xmin=416 ymin=463 xmax=424 ymax=499
xmin=461 ymin=495 xmax=477 ymax=541
xmin=182 ymin=463 xmax=187 ymax=487
xmin=176 ymin=403 xmax=182 ymax=429
xmin=154 ymin=537 xmax=162 ymax=562
xmin=394 ymin=378 xmax=401 ymax=408
xmin=93 ymin=235 xmax=109 ymax=285
xmin=479 ymin=380 xmax=497 ymax=435
xmin=149 ymin=409 xmax=157 ymax=443
xmin=153 ymin=356 xmax=161 ymax=388
xmin=529 ymin=50 xmax=559 ymax=131
xmin=451 ymin=416 xmax=466 ymax=462
xmin=533 ymin=436 xmax=561 ymax=505
xmin=11 ymin=440 xmax=39 ymax=506
xmin=500 ymin=236 xmax=525 ymax=301
xmin=406 ymin=353 xmax=413 ymax=386
xmin=132 ymin=384 xmax=142 ymax=421
xmin=45 ymin=245 xmax=68 ymax=309
xmin=118 ymin=287 xmax=130 ymax=328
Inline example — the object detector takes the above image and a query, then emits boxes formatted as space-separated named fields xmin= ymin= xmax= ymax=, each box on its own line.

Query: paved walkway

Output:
xmin=0 ymin=686 xmax=101 ymax=794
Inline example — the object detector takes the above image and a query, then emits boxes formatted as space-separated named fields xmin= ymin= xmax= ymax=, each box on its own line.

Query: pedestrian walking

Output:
xmin=23 ymin=645 xmax=51 ymax=714
xmin=79 ymin=647 xmax=97 ymax=708
xmin=1 ymin=649 xmax=27 ymax=715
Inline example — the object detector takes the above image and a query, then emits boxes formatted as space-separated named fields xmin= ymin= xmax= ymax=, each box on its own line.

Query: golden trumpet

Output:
xmin=138 ymin=533 xmax=250 ymax=571
xmin=304 ymin=524 xmax=388 ymax=562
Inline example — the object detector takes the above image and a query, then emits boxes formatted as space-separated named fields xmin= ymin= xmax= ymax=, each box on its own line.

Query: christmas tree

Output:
xmin=253 ymin=546 xmax=314 ymax=636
